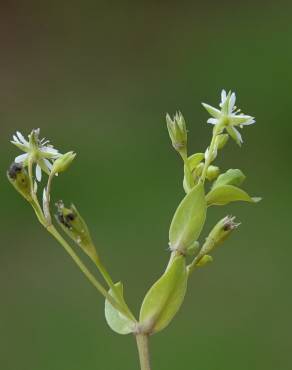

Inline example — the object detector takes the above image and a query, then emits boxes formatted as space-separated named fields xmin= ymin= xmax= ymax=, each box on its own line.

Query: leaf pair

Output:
xmin=105 ymin=257 xmax=188 ymax=335
xmin=206 ymin=169 xmax=261 ymax=206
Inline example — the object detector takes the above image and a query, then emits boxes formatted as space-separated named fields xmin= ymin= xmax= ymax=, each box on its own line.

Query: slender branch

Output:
xmin=136 ymin=334 xmax=151 ymax=370
xmin=46 ymin=224 xmax=134 ymax=319
xmin=92 ymin=256 xmax=137 ymax=321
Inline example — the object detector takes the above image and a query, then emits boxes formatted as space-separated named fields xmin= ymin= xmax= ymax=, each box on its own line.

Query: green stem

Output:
xmin=46 ymin=225 xmax=133 ymax=320
xmin=200 ymin=134 xmax=216 ymax=183
xmin=94 ymin=257 xmax=137 ymax=322
xmin=136 ymin=334 xmax=151 ymax=370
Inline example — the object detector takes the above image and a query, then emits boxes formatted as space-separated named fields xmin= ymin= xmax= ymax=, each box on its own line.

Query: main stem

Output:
xmin=136 ymin=334 xmax=151 ymax=370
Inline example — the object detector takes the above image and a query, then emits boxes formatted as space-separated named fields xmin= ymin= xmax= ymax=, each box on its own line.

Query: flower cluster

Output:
xmin=11 ymin=129 xmax=61 ymax=181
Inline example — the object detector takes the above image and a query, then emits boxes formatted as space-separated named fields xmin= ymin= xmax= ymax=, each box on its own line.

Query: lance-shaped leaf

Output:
xmin=139 ymin=256 xmax=187 ymax=334
xmin=206 ymin=184 xmax=261 ymax=206
xmin=212 ymin=169 xmax=246 ymax=189
xmin=105 ymin=282 xmax=136 ymax=335
xmin=169 ymin=183 xmax=206 ymax=252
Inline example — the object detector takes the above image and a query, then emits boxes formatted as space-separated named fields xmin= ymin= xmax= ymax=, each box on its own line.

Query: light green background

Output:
xmin=0 ymin=2 xmax=291 ymax=369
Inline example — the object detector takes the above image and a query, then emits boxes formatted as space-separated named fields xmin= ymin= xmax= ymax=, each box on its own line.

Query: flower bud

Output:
xmin=166 ymin=112 xmax=187 ymax=157
xmin=185 ymin=241 xmax=200 ymax=256
xmin=196 ymin=254 xmax=213 ymax=267
xmin=51 ymin=151 xmax=76 ymax=175
xmin=7 ymin=162 xmax=32 ymax=201
xmin=55 ymin=201 xmax=98 ymax=262
xmin=199 ymin=216 xmax=240 ymax=257
xmin=206 ymin=165 xmax=220 ymax=181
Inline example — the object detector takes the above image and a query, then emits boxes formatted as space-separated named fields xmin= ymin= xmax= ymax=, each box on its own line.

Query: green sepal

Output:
xmin=169 ymin=183 xmax=206 ymax=253
xmin=206 ymin=185 xmax=261 ymax=206
xmin=105 ymin=282 xmax=136 ymax=335
xmin=212 ymin=169 xmax=246 ymax=189
xmin=139 ymin=256 xmax=188 ymax=334
xmin=7 ymin=163 xmax=32 ymax=202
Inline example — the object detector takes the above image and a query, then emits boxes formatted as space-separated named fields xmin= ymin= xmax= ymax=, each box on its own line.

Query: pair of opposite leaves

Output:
xmin=105 ymin=171 xmax=260 ymax=335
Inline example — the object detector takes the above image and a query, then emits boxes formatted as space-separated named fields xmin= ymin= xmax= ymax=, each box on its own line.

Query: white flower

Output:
xmin=11 ymin=129 xmax=61 ymax=181
xmin=202 ymin=89 xmax=255 ymax=145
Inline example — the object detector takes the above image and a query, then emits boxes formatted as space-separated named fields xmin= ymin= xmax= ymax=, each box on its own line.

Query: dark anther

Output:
xmin=8 ymin=163 xmax=23 ymax=180
xmin=66 ymin=213 xmax=75 ymax=222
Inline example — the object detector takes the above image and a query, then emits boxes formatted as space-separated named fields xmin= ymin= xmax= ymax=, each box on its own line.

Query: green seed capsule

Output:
xmin=55 ymin=201 xmax=98 ymax=262
xmin=7 ymin=162 xmax=32 ymax=201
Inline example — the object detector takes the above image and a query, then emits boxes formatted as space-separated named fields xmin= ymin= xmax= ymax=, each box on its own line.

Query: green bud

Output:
xmin=215 ymin=134 xmax=229 ymax=150
xmin=185 ymin=241 xmax=200 ymax=256
xmin=212 ymin=168 xmax=246 ymax=189
xmin=206 ymin=165 xmax=220 ymax=181
xmin=7 ymin=162 xmax=32 ymax=201
xmin=196 ymin=254 xmax=213 ymax=267
xmin=55 ymin=201 xmax=98 ymax=262
xmin=199 ymin=216 xmax=240 ymax=257
xmin=166 ymin=112 xmax=187 ymax=157
xmin=51 ymin=151 xmax=76 ymax=175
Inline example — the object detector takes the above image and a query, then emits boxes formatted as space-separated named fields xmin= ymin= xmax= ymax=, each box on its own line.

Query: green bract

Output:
xmin=212 ymin=168 xmax=246 ymax=189
xmin=105 ymin=282 xmax=136 ymax=335
xmin=139 ymin=256 xmax=187 ymax=334
xmin=206 ymin=184 xmax=261 ymax=206
xmin=169 ymin=183 xmax=206 ymax=253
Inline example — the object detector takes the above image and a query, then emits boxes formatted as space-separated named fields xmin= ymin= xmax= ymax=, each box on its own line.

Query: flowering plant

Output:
xmin=7 ymin=89 xmax=260 ymax=370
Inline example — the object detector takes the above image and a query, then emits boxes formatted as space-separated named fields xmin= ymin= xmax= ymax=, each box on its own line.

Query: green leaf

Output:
xmin=105 ymin=282 xmax=136 ymax=335
xmin=139 ymin=256 xmax=188 ymax=334
xmin=212 ymin=169 xmax=246 ymax=189
xmin=183 ymin=153 xmax=204 ymax=193
xmin=206 ymin=185 xmax=261 ymax=206
xmin=188 ymin=153 xmax=205 ymax=170
xmin=169 ymin=183 xmax=206 ymax=251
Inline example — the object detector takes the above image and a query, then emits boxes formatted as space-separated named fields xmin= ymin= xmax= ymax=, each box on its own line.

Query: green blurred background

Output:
xmin=0 ymin=1 xmax=291 ymax=369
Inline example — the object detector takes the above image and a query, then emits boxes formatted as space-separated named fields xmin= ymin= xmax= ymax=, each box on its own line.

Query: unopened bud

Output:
xmin=51 ymin=151 xmax=76 ymax=175
xmin=55 ymin=201 xmax=98 ymax=262
xmin=166 ymin=112 xmax=187 ymax=157
xmin=186 ymin=241 xmax=200 ymax=256
xmin=212 ymin=168 xmax=246 ymax=189
xmin=7 ymin=162 xmax=32 ymax=201
xmin=206 ymin=165 xmax=220 ymax=181
xmin=196 ymin=254 xmax=213 ymax=267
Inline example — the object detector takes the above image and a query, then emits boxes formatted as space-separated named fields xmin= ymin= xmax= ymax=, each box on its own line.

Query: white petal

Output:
xmin=207 ymin=118 xmax=218 ymax=125
xmin=15 ymin=153 xmax=29 ymax=163
xmin=16 ymin=131 xmax=28 ymax=144
xmin=34 ymin=181 xmax=38 ymax=193
xmin=230 ymin=114 xmax=254 ymax=126
xmin=44 ymin=158 xmax=53 ymax=171
xmin=229 ymin=92 xmax=236 ymax=113
xmin=233 ymin=127 xmax=243 ymax=143
xmin=36 ymin=164 xmax=42 ymax=182
xmin=13 ymin=135 xmax=20 ymax=143
xmin=240 ymin=118 xmax=255 ymax=126
xmin=41 ymin=147 xmax=59 ymax=155
xmin=221 ymin=90 xmax=227 ymax=105
xmin=43 ymin=187 xmax=47 ymax=202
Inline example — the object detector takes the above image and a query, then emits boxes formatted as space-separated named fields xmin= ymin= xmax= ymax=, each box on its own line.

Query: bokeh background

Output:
xmin=0 ymin=1 xmax=291 ymax=369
